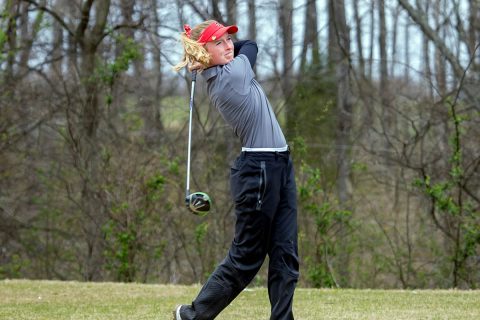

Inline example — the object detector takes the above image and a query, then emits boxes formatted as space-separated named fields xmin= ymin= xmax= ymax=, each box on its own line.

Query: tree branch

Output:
xmin=398 ymin=0 xmax=480 ymax=112
xmin=398 ymin=0 xmax=464 ymax=78
xmin=76 ymin=0 xmax=95 ymax=46
xmin=21 ymin=0 xmax=75 ymax=39
xmin=184 ymin=0 xmax=209 ymax=22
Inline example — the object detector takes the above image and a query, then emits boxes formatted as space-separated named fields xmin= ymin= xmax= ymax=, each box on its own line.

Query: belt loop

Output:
xmin=275 ymin=151 xmax=278 ymax=161
xmin=241 ymin=151 xmax=246 ymax=160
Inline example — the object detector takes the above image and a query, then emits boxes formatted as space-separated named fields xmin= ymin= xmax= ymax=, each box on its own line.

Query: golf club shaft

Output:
xmin=186 ymin=70 xmax=197 ymax=198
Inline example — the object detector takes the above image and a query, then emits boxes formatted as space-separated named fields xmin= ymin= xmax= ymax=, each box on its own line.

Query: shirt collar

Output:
xmin=201 ymin=66 xmax=220 ymax=81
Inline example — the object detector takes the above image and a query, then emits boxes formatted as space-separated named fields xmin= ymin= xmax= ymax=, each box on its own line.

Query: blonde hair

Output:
xmin=172 ymin=20 xmax=215 ymax=72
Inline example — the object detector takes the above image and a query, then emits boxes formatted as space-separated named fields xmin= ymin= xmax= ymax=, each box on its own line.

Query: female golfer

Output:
xmin=173 ymin=20 xmax=299 ymax=320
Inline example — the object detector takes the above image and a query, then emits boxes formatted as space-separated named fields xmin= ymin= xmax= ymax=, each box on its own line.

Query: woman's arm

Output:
xmin=234 ymin=40 xmax=258 ymax=68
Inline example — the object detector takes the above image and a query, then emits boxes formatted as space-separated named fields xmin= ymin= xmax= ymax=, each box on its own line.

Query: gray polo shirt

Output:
xmin=201 ymin=54 xmax=287 ymax=149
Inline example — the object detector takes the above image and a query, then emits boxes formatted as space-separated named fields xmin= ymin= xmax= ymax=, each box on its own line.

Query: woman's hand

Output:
xmin=188 ymin=61 xmax=206 ymax=72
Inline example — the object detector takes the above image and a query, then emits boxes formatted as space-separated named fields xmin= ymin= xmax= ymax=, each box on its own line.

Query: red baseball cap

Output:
xmin=197 ymin=21 xmax=238 ymax=44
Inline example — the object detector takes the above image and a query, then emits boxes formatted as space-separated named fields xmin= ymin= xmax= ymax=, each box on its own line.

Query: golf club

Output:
xmin=185 ymin=70 xmax=211 ymax=215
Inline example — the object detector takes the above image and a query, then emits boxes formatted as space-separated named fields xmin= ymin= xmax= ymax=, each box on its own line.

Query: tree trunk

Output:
xmin=353 ymin=0 xmax=365 ymax=78
xmin=390 ymin=5 xmax=400 ymax=77
xmin=51 ymin=1 xmax=64 ymax=78
xmin=225 ymin=0 xmax=237 ymax=26
xmin=18 ymin=1 xmax=46 ymax=77
xmin=210 ymin=0 xmax=223 ymax=23
xmin=403 ymin=19 xmax=410 ymax=82
xmin=329 ymin=0 xmax=353 ymax=286
xmin=278 ymin=0 xmax=293 ymax=93
xmin=434 ymin=0 xmax=447 ymax=96
xmin=73 ymin=0 xmax=112 ymax=281
xmin=468 ymin=0 xmax=479 ymax=76
xmin=368 ymin=0 xmax=375 ymax=79
xmin=378 ymin=0 xmax=392 ymax=163
xmin=150 ymin=0 xmax=165 ymax=141
xmin=419 ymin=1 xmax=433 ymax=100
xmin=300 ymin=0 xmax=319 ymax=71
xmin=247 ymin=0 xmax=256 ymax=40
xmin=4 ymin=0 xmax=18 ymax=86
xmin=278 ymin=0 xmax=294 ymax=139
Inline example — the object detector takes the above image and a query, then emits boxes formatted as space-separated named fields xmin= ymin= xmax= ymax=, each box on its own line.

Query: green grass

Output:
xmin=1 ymin=280 xmax=479 ymax=319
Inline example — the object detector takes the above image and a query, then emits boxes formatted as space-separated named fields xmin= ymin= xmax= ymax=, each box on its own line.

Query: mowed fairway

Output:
xmin=1 ymin=280 xmax=479 ymax=319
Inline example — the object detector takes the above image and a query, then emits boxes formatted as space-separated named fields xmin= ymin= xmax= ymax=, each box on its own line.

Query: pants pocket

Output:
xmin=256 ymin=161 xmax=266 ymax=210
xmin=231 ymin=159 xmax=267 ymax=211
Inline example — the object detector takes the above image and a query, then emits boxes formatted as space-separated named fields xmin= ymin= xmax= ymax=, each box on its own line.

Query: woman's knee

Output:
xmin=269 ymin=240 xmax=299 ymax=277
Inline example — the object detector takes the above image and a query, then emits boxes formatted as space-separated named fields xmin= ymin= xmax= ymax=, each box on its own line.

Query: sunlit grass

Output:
xmin=1 ymin=280 xmax=479 ymax=319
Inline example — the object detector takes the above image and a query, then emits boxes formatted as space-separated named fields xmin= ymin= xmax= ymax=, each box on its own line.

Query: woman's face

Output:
xmin=204 ymin=33 xmax=234 ymax=66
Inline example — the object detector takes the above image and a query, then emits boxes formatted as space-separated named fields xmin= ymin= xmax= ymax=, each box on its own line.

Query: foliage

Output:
xmin=0 ymin=0 xmax=479 ymax=289
xmin=101 ymin=161 xmax=175 ymax=282
xmin=0 ymin=5 xmax=10 ymax=64
xmin=0 ymin=254 xmax=25 ymax=279
xmin=0 ymin=28 xmax=6 ymax=63
xmin=295 ymin=139 xmax=352 ymax=288
xmin=97 ymin=35 xmax=141 ymax=105
xmin=413 ymin=100 xmax=480 ymax=288
xmin=288 ymin=64 xmax=337 ymax=166
xmin=103 ymin=210 xmax=139 ymax=282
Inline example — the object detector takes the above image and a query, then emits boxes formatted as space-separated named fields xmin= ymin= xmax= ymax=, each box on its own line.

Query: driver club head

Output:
xmin=185 ymin=192 xmax=211 ymax=216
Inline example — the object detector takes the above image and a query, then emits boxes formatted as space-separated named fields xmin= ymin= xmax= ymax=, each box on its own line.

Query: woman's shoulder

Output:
xmin=210 ymin=56 xmax=253 ymax=96
xmin=222 ymin=55 xmax=252 ymax=78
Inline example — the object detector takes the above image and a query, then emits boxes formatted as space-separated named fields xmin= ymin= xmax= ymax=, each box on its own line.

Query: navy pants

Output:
xmin=181 ymin=151 xmax=299 ymax=320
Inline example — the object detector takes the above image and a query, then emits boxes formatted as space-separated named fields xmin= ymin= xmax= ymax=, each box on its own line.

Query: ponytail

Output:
xmin=172 ymin=20 xmax=216 ymax=72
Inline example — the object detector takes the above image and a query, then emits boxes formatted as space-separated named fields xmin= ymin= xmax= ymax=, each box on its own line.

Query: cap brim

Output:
xmin=211 ymin=25 xmax=238 ymax=40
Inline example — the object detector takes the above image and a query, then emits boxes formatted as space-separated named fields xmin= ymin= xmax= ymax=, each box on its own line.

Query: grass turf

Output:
xmin=1 ymin=280 xmax=479 ymax=319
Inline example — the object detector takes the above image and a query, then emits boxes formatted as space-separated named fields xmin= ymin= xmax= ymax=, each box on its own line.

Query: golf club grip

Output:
xmin=186 ymin=71 xmax=196 ymax=199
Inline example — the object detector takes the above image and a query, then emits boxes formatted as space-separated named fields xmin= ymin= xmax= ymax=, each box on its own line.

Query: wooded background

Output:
xmin=1 ymin=0 xmax=479 ymax=289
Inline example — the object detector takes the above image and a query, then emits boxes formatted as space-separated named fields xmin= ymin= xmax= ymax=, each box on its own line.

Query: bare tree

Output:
xmin=225 ymin=0 xmax=236 ymax=25
xmin=378 ymin=0 xmax=392 ymax=138
xmin=367 ymin=0 xmax=375 ymax=79
xmin=353 ymin=0 xmax=366 ymax=78
xmin=300 ymin=0 xmax=320 ymax=71
xmin=329 ymin=0 xmax=353 ymax=286
xmin=50 ymin=0 xmax=64 ymax=78
xmin=403 ymin=16 xmax=410 ymax=81
xmin=399 ymin=0 xmax=480 ymax=109
xmin=247 ymin=0 xmax=256 ymax=40
xmin=278 ymin=0 xmax=294 ymax=138
xmin=389 ymin=4 xmax=401 ymax=77
xmin=17 ymin=0 xmax=45 ymax=76
xmin=434 ymin=0 xmax=447 ymax=96
xmin=3 ymin=0 xmax=18 ymax=85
